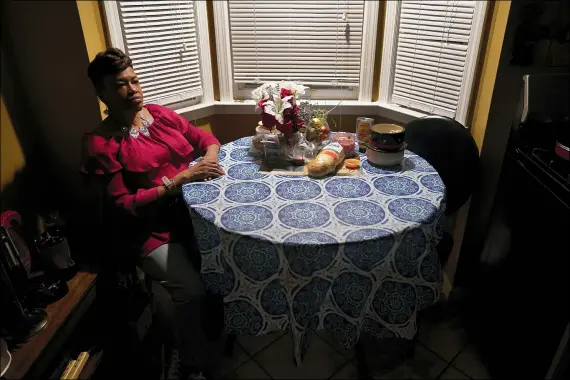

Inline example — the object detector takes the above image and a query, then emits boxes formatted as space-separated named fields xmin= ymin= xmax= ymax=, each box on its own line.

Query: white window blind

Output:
xmin=391 ymin=0 xmax=478 ymax=119
xmin=114 ymin=1 xmax=203 ymax=106
xmin=227 ymin=0 xmax=365 ymax=90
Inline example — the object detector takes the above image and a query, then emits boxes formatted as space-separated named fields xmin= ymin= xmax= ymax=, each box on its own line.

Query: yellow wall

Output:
xmin=77 ymin=1 xmax=107 ymax=61
xmin=3 ymin=0 xmax=104 ymax=209
xmin=77 ymin=0 xmax=107 ymax=117
xmin=469 ymin=1 xmax=512 ymax=150
xmin=372 ymin=1 xmax=387 ymax=102
xmin=0 ymin=96 xmax=25 ymax=190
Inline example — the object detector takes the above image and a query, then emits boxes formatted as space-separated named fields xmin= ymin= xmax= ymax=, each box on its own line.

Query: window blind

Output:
xmin=391 ymin=0 xmax=476 ymax=118
xmin=228 ymin=0 xmax=365 ymax=88
xmin=116 ymin=1 xmax=202 ymax=106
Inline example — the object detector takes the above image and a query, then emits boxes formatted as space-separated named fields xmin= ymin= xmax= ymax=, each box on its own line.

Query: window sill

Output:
xmin=176 ymin=102 xmax=216 ymax=121
xmin=213 ymin=100 xmax=380 ymax=116
xmin=175 ymin=100 xmax=426 ymax=125
xmin=377 ymin=102 xmax=426 ymax=124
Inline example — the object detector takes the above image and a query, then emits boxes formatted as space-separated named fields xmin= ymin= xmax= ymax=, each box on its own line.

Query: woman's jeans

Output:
xmin=138 ymin=243 xmax=224 ymax=370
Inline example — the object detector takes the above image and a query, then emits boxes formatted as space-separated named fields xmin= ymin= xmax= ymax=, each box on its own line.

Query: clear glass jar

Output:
xmin=261 ymin=130 xmax=282 ymax=163
xmin=281 ymin=132 xmax=303 ymax=162
xmin=295 ymin=133 xmax=318 ymax=163
xmin=250 ymin=123 xmax=272 ymax=156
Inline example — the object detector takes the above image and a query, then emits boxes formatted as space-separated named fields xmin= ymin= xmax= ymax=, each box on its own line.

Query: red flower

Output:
xmin=261 ymin=112 xmax=277 ymax=129
xmin=277 ymin=120 xmax=294 ymax=135
xmin=280 ymin=88 xmax=293 ymax=98
xmin=257 ymin=99 xmax=267 ymax=110
xmin=255 ymin=86 xmax=303 ymax=135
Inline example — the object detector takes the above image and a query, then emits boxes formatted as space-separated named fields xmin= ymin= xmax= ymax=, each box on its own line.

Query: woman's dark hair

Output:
xmin=87 ymin=47 xmax=132 ymax=92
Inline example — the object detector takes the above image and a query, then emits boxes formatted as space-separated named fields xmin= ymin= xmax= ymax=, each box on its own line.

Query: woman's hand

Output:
xmin=173 ymin=160 xmax=225 ymax=187
xmin=202 ymin=154 xmax=219 ymax=166
xmin=202 ymin=144 xmax=220 ymax=166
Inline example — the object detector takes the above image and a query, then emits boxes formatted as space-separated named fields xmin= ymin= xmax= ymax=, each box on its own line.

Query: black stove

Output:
xmin=468 ymin=73 xmax=570 ymax=380
xmin=530 ymin=148 xmax=569 ymax=186
xmin=515 ymin=146 xmax=570 ymax=208
xmin=476 ymin=135 xmax=570 ymax=379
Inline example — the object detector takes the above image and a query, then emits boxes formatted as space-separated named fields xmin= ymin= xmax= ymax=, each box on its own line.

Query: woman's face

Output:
xmin=100 ymin=67 xmax=144 ymax=112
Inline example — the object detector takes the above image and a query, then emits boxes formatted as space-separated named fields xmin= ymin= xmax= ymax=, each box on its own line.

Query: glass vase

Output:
xmin=298 ymin=129 xmax=318 ymax=163
xmin=281 ymin=132 xmax=303 ymax=162
xmin=261 ymin=129 xmax=282 ymax=163
xmin=250 ymin=123 xmax=272 ymax=157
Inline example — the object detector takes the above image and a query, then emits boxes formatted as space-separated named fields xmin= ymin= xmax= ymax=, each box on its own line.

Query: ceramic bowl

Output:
xmin=365 ymin=143 xmax=406 ymax=167
xmin=368 ymin=123 xmax=406 ymax=151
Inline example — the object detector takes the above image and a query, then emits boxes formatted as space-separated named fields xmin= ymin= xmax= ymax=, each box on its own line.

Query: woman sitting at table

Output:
xmin=81 ymin=47 xmax=224 ymax=378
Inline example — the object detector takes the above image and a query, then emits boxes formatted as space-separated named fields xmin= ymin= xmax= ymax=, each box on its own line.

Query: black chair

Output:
xmin=404 ymin=115 xmax=481 ymax=266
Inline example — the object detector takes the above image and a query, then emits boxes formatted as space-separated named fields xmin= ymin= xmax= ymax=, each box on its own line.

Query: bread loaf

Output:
xmin=307 ymin=142 xmax=345 ymax=177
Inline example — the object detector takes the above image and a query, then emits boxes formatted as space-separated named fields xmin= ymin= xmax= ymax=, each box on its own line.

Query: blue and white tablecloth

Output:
xmin=183 ymin=136 xmax=446 ymax=364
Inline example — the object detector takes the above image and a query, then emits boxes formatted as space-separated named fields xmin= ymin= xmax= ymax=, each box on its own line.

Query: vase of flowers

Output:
xmin=252 ymin=81 xmax=307 ymax=161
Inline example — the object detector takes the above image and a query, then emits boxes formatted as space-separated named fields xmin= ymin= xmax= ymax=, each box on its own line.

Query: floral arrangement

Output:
xmin=252 ymin=81 xmax=307 ymax=135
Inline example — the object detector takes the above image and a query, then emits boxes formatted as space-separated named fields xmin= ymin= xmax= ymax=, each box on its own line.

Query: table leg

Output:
xmin=354 ymin=331 xmax=419 ymax=379
xmin=355 ymin=341 xmax=372 ymax=379
xmin=224 ymin=334 xmax=237 ymax=357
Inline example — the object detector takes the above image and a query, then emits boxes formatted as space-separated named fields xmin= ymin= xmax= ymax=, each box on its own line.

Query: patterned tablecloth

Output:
xmin=182 ymin=136 xmax=446 ymax=364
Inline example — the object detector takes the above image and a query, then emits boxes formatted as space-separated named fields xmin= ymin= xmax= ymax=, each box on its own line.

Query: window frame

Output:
xmin=213 ymin=0 xmax=379 ymax=102
xmin=102 ymin=0 xmax=214 ymax=110
xmin=378 ymin=0 xmax=488 ymax=126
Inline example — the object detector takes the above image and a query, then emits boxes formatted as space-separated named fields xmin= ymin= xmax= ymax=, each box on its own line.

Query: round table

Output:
xmin=183 ymin=136 xmax=446 ymax=364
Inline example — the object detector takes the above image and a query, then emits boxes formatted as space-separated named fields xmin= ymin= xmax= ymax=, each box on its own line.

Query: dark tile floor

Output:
xmin=214 ymin=303 xmax=491 ymax=379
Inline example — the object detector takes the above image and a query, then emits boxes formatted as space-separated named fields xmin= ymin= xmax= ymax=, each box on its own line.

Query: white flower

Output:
xmin=251 ymin=86 xmax=266 ymax=103
xmin=263 ymin=94 xmax=292 ymax=124
xmin=279 ymin=81 xmax=307 ymax=97
xmin=251 ymin=82 xmax=277 ymax=104
xmin=253 ymin=81 xmax=307 ymax=114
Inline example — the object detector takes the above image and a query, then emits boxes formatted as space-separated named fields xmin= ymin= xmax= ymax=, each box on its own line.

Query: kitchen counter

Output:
xmin=3 ymin=269 xmax=97 ymax=379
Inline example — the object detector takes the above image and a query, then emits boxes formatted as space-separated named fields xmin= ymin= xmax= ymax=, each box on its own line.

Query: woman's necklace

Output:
xmin=129 ymin=113 xmax=152 ymax=139
xmin=113 ymin=111 xmax=153 ymax=138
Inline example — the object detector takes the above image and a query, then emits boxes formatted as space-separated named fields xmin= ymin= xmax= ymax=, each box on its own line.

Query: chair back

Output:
xmin=404 ymin=115 xmax=480 ymax=215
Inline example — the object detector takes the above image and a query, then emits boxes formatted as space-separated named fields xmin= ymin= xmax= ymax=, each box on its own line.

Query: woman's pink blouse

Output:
xmin=81 ymin=104 xmax=220 ymax=256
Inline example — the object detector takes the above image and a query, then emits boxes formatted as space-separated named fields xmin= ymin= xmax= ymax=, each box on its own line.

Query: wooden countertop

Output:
xmin=4 ymin=269 xmax=97 ymax=380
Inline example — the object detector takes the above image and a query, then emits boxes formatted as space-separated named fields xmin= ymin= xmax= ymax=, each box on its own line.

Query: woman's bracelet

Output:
xmin=161 ymin=176 xmax=177 ymax=195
